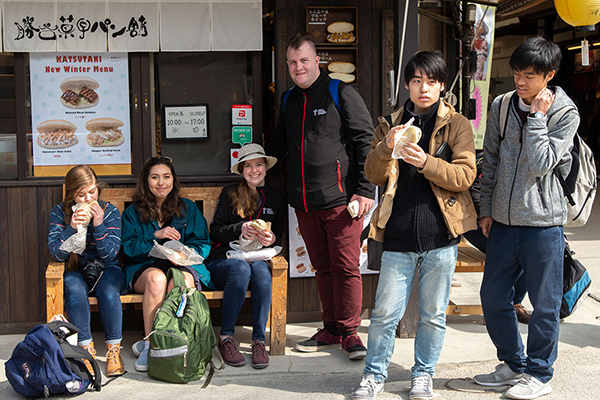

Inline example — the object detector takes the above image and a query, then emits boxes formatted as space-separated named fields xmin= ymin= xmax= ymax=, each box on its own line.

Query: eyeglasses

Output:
xmin=145 ymin=156 xmax=172 ymax=164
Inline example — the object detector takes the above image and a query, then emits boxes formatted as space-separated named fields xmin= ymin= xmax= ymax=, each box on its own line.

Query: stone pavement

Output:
xmin=1 ymin=196 xmax=599 ymax=400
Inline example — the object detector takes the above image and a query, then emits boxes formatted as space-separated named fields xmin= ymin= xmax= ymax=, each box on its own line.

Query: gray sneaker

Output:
xmin=409 ymin=374 xmax=433 ymax=400
xmin=505 ymin=374 xmax=552 ymax=399
xmin=353 ymin=374 xmax=384 ymax=400
xmin=474 ymin=362 xmax=523 ymax=387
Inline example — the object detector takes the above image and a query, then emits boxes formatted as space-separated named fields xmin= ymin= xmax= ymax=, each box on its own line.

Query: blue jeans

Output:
xmin=206 ymin=258 xmax=272 ymax=341
xmin=64 ymin=266 xmax=126 ymax=344
xmin=480 ymin=222 xmax=563 ymax=383
xmin=464 ymin=225 xmax=527 ymax=303
xmin=364 ymin=245 xmax=457 ymax=381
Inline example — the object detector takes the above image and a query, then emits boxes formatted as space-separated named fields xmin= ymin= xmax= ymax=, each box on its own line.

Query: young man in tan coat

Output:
xmin=353 ymin=51 xmax=477 ymax=400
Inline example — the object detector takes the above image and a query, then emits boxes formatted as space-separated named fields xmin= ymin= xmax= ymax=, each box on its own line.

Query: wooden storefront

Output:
xmin=0 ymin=0 xmax=419 ymax=334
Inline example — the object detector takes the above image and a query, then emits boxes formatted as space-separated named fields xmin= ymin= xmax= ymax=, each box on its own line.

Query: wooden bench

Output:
xmin=45 ymin=186 xmax=288 ymax=355
xmin=446 ymin=241 xmax=486 ymax=316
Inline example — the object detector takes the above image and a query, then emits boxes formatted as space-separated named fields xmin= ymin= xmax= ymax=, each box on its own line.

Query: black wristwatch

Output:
xmin=530 ymin=111 xmax=545 ymax=119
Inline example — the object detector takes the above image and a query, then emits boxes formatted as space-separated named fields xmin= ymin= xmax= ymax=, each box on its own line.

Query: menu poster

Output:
xmin=30 ymin=53 xmax=131 ymax=177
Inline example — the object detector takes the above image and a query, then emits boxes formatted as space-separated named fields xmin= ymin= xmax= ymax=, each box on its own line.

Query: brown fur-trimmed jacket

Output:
xmin=365 ymin=100 xmax=477 ymax=242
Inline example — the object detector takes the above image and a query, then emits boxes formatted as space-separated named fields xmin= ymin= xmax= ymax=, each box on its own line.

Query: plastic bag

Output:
xmin=58 ymin=203 xmax=90 ymax=255
xmin=226 ymin=246 xmax=282 ymax=263
xmin=230 ymin=233 xmax=264 ymax=252
xmin=391 ymin=117 xmax=422 ymax=159
xmin=148 ymin=240 xmax=204 ymax=266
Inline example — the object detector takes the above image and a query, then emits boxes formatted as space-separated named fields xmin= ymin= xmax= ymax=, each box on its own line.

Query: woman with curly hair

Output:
xmin=121 ymin=157 xmax=213 ymax=372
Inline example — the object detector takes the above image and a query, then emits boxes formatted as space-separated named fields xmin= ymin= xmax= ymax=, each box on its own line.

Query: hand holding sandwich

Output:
xmin=242 ymin=219 xmax=276 ymax=247
xmin=70 ymin=200 xmax=103 ymax=228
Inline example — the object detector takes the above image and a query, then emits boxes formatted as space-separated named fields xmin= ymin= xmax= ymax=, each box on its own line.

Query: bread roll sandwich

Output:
xmin=250 ymin=219 xmax=271 ymax=234
xmin=328 ymin=61 xmax=356 ymax=83
xmin=60 ymin=76 xmax=99 ymax=109
xmin=85 ymin=118 xmax=125 ymax=147
xmin=36 ymin=119 xmax=79 ymax=149
xmin=328 ymin=62 xmax=356 ymax=74
xmin=79 ymin=200 xmax=99 ymax=225
xmin=389 ymin=125 xmax=422 ymax=144
xmin=327 ymin=21 xmax=355 ymax=43
xmin=328 ymin=72 xmax=355 ymax=84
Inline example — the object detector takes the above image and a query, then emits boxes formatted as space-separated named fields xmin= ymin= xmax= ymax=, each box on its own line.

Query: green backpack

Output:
xmin=148 ymin=268 xmax=218 ymax=385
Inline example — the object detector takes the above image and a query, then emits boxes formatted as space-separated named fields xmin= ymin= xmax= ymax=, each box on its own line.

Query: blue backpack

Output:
xmin=282 ymin=79 xmax=342 ymax=113
xmin=5 ymin=321 xmax=101 ymax=398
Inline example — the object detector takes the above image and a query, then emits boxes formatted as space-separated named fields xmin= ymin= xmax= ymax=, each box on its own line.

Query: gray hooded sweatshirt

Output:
xmin=480 ymin=86 xmax=580 ymax=227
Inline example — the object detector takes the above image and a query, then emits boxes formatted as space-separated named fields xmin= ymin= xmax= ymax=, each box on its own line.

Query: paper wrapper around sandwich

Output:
xmin=58 ymin=201 xmax=97 ymax=254
xmin=391 ymin=117 xmax=421 ymax=159
xmin=148 ymin=240 xmax=204 ymax=266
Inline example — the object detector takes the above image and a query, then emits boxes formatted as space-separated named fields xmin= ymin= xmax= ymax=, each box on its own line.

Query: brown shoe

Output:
xmin=514 ymin=304 xmax=531 ymax=324
xmin=79 ymin=342 xmax=96 ymax=376
xmin=106 ymin=343 xmax=125 ymax=376
xmin=251 ymin=340 xmax=269 ymax=369
xmin=218 ymin=336 xmax=246 ymax=367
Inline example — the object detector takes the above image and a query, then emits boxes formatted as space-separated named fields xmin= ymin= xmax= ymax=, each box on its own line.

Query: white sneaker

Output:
xmin=353 ymin=374 xmax=384 ymax=400
xmin=505 ymin=374 xmax=552 ymax=399
xmin=474 ymin=362 xmax=523 ymax=386
xmin=409 ymin=374 xmax=433 ymax=400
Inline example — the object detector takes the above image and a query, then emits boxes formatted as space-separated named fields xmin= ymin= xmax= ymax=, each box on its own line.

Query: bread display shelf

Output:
xmin=307 ymin=7 xmax=358 ymax=46
xmin=316 ymin=47 xmax=358 ymax=85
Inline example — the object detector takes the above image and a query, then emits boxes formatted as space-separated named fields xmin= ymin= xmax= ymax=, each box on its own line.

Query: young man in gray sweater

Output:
xmin=474 ymin=37 xmax=579 ymax=400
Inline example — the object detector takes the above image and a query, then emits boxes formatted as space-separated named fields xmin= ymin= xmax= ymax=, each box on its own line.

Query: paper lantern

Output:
xmin=554 ymin=0 xmax=600 ymax=27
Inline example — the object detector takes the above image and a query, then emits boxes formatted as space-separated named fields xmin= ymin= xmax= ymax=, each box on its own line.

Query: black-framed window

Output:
xmin=1 ymin=53 xmax=148 ymax=183
xmin=154 ymin=52 xmax=261 ymax=177
xmin=0 ymin=54 xmax=17 ymax=180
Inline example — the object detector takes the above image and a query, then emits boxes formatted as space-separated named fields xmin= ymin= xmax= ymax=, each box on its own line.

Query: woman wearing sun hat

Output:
xmin=205 ymin=143 xmax=287 ymax=369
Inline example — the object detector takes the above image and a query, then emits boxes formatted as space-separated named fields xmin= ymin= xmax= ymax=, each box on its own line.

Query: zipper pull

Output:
xmin=184 ymin=352 xmax=187 ymax=367
xmin=176 ymin=293 xmax=187 ymax=317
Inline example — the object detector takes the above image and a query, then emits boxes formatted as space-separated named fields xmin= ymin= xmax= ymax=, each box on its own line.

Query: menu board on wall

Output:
xmin=306 ymin=7 xmax=358 ymax=46
xmin=30 ymin=53 xmax=131 ymax=177
xmin=317 ymin=47 xmax=358 ymax=85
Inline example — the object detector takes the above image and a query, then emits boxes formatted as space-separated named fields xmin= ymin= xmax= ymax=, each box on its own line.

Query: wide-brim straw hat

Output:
xmin=230 ymin=143 xmax=278 ymax=175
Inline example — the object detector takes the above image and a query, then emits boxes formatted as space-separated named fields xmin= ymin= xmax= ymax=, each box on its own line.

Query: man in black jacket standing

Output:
xmin=268 ymin=33 xmax=375 ymax=360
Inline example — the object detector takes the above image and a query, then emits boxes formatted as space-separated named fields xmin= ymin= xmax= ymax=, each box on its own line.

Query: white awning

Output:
xmin=1 ymin=0 xmax=262 ymax=52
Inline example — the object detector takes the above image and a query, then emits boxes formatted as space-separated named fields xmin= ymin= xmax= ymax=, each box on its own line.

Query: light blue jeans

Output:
xmin=363 ymin=245 xmax=457 ymax=381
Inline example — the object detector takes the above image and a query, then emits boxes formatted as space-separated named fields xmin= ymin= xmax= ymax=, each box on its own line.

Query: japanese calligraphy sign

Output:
xmin=30 ymin=52 xmax=132 ymax=176
xmin=2 ymin=1 xmax=158 ymax=52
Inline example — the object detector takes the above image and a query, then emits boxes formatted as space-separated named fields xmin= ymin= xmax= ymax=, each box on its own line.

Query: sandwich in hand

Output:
xmin=250 ymin=219 xmax=271 ymax=234
xmin=85 ymin=118 xmax=125 ymax=147
xmin=328 ymin=61 xmax=356 ymax=84
xmin=76 ymin=200 xmax=99 ymax=225
xmin=60 ymin=76 xmax=99 ymax=109
xmin=327 ymin=21 xmax=356 ymax=43
xmin=390 ymin=125 xmax=422 ymax=144
xmin=36 ymin=119 xmax=79 ymax=149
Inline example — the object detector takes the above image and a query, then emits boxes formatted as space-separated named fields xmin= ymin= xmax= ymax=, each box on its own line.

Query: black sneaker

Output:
xmin=295 ymin=328 xmax=342 ymax=352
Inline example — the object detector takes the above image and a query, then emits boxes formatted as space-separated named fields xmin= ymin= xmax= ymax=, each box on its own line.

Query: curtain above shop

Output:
xmin=1 ymin=0 xmax=262 ymax=52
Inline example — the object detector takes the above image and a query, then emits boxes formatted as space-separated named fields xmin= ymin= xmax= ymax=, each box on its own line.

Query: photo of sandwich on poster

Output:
xmin=59 ymin=76 xmax=100 ymax=109
xmin=326 ymin=21 xmax=355 ymax=43
xmin=85 ymin=118 xmax=125 ymax=147
xmin=36 ymin=119 xmax=79 ymax=149
xmin=328 ymin=61 xmax=356 ymax=83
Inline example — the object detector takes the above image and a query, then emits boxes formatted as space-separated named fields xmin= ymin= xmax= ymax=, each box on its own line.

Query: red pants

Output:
xmin=295 ymin=205 xmax=364 ymax=331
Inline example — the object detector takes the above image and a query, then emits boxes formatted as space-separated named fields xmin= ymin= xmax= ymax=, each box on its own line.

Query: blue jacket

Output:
xmin=121 ymin=198 xmax=213 ymax=289
xmin=48 ymin=200 xmax=121 ymax=268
